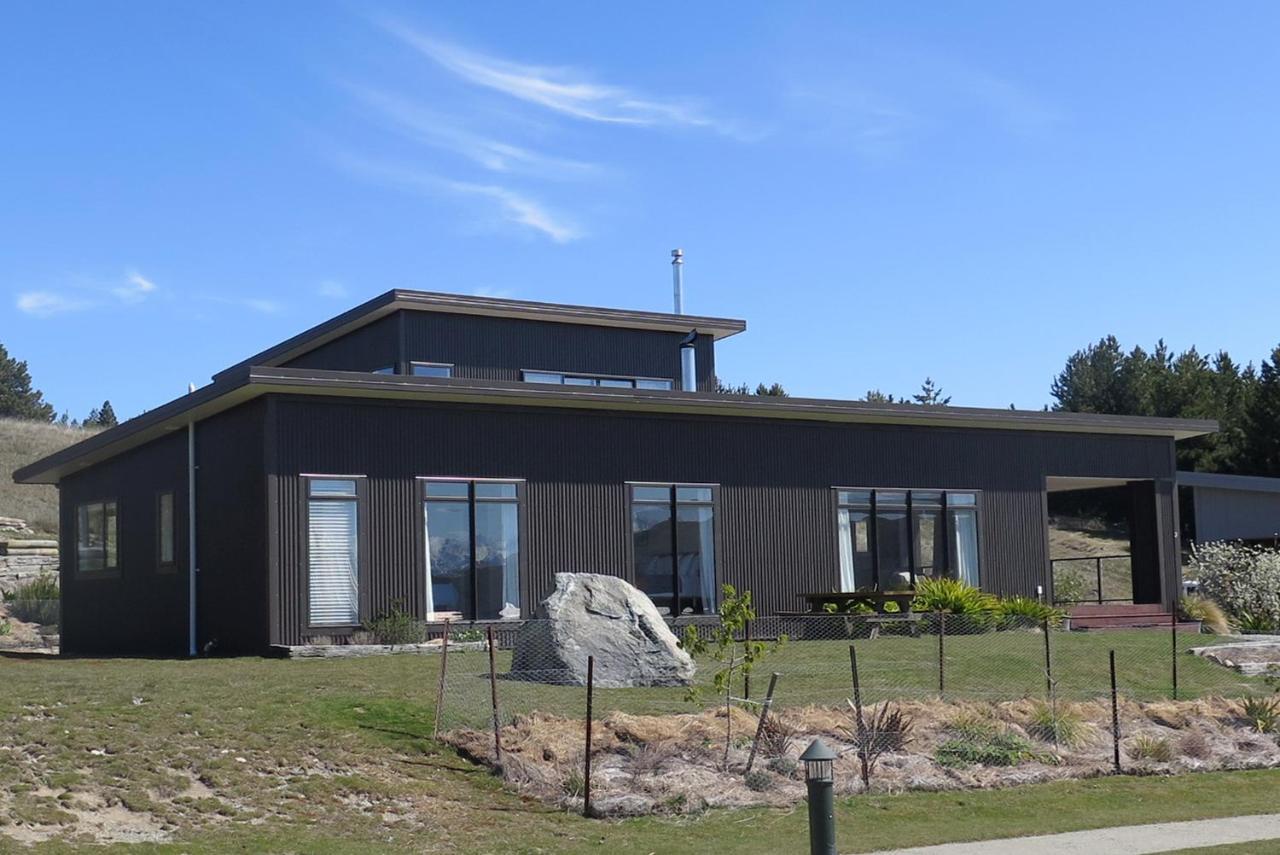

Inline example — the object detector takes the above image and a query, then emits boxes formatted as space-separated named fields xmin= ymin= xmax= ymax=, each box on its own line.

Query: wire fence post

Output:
xmin=937 ymin=611 xmax=946 ymax=697
xmin=1042 ymin=617 xmax=1053 ymax=701
xmin=486 ymin=626 xmax=502 ymax=768
xmin=432 ymin=618 xmax=450 ymax=740
xmin=1109 ymin=649 xmax=1122 ymax=774
xmin=583 ymin=655 xmax=594 ymax=818
xmin=1171 ymin=608 xmax=1179 ymax=700
xmin=745 ymin=672 xmax=780 ymax=774
xmin=743 ymin=619 xmax=752 ymax=701
xmin=848 ymin=644 xmax=870 ymax=790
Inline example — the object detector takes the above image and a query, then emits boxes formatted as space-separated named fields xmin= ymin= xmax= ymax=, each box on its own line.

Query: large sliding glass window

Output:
xmin=835 ymin=489 xmax=980 ymax=590
xmin=76 ymin=500 xmax=119 ymax=575
xmin=630 ymin=484 xmax=717 ymax=616
xmin=423 ymin=479 xmax=521 ymax=621
xmin=307 ymin=478 xmax=360 ymax=626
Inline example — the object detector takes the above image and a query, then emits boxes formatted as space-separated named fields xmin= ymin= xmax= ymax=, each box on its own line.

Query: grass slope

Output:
xmin=1 ymin=638 xmax=1275 ymax=853
xmin=0 ymin=417 xmax=96 ymax=536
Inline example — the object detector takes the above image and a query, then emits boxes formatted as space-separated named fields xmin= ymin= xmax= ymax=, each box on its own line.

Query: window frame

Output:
xmin=301 ymin=474 xmax=368 ymax=633
xmin=625 ymin=481 xmax=722 ymax=617
xmin=832 ymin=487 xmax=983 ymax=590
xmin=520 ymin=368 xmax=675 ymax=391
xmin=156 ymin=490 xmax=177 ymax=574
xmin=417 ymin=476 xmax=526 ymax=622
xmin=408 ymin=361 xmax=454 ymax=378
xmin=74 ymin=498 xmax=120 ymax=579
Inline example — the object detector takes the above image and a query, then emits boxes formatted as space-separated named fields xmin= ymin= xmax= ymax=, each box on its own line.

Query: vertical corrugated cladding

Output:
xmin=57 ymin=430 xmax=189 ymax=656
xmin=195 ymin=398 xmax=269 ymax=654
xmin=269 ymin=396 xmax=1181 ymax=644
xmin=280 ymin=313 xmax=400 ymax=373
xmin=403 ymin=312 xmax=695 ymax=386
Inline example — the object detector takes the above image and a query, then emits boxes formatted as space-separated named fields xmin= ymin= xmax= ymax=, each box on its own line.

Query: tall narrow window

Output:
xmin=836 ymin=489 xmax=981 ymax=590
xmin=307 ymin=478 xmax=359 ymax=626
xmin=630 ymin=484 xmax=717 ymax=615
xmin=423 ymin=479 xmax=521 ymax=621
xmin=157 ymin=491 xmax=176 ymax=570
xmin=76 ymin=500 xmax=118 ymax=574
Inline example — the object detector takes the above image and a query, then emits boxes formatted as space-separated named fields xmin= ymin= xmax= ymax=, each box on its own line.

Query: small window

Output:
xmin=521 ymin=370 xmax=673 ymax=389
xmin=76 ymin=500 xmax=119 ymax=574
xmin=372 ymin=366 xmax=396 ymax=375
xmin=523 ymin=371 xmax=563 ymax=385
xmin=636 ymin=378 xmax=674 ymax=391
xmin=157 ymin=491 xmax=176 ymax=569
xmin=410 ymin=362 xmax=452 ymax=378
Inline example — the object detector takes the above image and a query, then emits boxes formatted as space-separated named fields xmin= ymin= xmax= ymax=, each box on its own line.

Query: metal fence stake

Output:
xmin=1042 ymin=617 xmax=1053 ymax=700
xmin=583 ymin=655 xmax=594 ymax=818
xmin=745 ymin=672 xmax=781 ymax=774
xmin=432 ymin=618 xmax=450 ymax=740
xmin=1171 ymin=609 xmax=1179 ymax=700
xmin=848 ymin=644 xmax=869 ymax=789
xmin=1109 ymin=649 xmax=1122 ymax=774
xmin=486 ymin=626 xmax=502 ymax=767
xmin=937 ymin=611 xmax=946 ymax=696
xmin=743 ymin=619 xmax=752 ymax=701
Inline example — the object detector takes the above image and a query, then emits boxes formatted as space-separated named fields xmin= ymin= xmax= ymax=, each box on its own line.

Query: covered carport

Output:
xmin=1178 ymin=471 xmax=1280 ymax=549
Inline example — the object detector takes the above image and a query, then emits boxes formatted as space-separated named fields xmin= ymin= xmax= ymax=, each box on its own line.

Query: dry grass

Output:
xmin=0 ymin=417 xmax=97 ymax=535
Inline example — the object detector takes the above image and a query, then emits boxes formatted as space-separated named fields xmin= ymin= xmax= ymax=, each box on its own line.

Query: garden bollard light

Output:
xmin=800 ymin=737 xmax=837 ymax=855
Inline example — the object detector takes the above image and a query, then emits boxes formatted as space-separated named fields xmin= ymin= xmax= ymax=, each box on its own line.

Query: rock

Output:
xmin=510 ymin=573 xmax=696 ymax=687
xmin=587 ymin=793 xmax=656 ymax=818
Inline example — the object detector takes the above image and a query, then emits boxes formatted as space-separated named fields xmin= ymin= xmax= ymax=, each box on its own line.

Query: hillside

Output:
xmin=0 ymin=418 xmax=98 ymax=537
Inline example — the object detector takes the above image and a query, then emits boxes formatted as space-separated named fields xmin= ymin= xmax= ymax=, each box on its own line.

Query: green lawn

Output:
xmin=1171 ymin=844 xmax=1280 ymax=854
xmin=1 ymin=638 xmax=1276 ymax=853
xmin=439 ymin=626 xmax=1266 ymax=730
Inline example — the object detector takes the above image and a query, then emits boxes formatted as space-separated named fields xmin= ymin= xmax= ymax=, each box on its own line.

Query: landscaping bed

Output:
xmin=445 ymin=696 xmax=1280 ymax=817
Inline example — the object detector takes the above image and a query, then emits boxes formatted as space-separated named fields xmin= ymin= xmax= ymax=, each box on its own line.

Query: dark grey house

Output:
xmin=14 ymin=290 xmax=1216 ymax=656
xmin=1178 ymin=471 xmax=1280 ymax=549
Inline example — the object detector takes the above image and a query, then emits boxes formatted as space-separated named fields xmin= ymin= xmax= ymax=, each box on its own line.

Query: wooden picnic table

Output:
xmin=798 ymin=590 xmax=917 ymax=615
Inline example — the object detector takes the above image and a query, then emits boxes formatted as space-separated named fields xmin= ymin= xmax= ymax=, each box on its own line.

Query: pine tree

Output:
xmin=862 ymin=389 xmax=898 ymax=404
xmin=0 ymin=342 xmax=55 ymax=421
xmin=912 ymin=377 xmax=951 ymax=406
xmin=84 ymin=400 xmax=119 ymax=428
xmin=1244 ymin=345 xmax=1280 ymax=477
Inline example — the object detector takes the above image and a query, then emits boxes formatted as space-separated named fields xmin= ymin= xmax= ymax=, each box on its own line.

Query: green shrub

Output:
xmin=561 ymin=768 xmax=584 ymax=798
xmin=1178 ymin=595 xmax=1232 ymax=635
xmin=1190 ymin=542 xmax=1280 ymax=629
xmin=994 ymin=596 xmax=1066 ymax=630
xmin=935 ymin=731 xmax=1044 ymax=768
xmin=1241 ymin=696 xmax=1280 ymax=734
xmin=1026 ymin=702 xmax=1088 ymax=748
xmin=914 ymin=579 xmax=997 ymax=632
xmin=766 ymin=756 xmax=797 ymax=777
xmin=0 ymin=620 xmax=10 ymax=636
xmin=449 ymin=629 xmax=484 ymax=643
xmin=1127 ymin=735 xmax=1175 ymax=763
xmin=3 ymin=574 xmax=59 ymax=626
xmin=743 ymin=770 xmax=772 ymax=792
xmin=363 ymin=603 xmax=425 ymax=645
xmin=1236 ymin=611 xmax=1277 ymax=634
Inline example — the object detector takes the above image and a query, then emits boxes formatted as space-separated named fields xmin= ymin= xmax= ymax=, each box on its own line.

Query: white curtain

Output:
xmin=952 ymin=509 xmax=980 ymax=587
xmin=308 ymin=499 xmax=358 ymax=626
xmin=422 ymin=507 xmax=435 ymax=620
xmin=837 ymin=509 xmax=857 ymax=591
xmin=698 ymin=508 xmax=716 ymax=610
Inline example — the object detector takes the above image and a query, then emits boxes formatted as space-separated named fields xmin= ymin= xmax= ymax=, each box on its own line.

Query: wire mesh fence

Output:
xmin=431 ymin=613 xmax=1271 ymax=735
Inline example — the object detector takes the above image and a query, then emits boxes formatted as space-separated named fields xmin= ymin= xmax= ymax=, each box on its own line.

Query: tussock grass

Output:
xmin=0 ymin=417 xmax=97 ymax=535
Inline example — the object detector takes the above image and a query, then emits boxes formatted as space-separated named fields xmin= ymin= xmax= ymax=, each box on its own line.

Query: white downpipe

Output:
xmin=187 ymin=421 xmax=197 ymax=657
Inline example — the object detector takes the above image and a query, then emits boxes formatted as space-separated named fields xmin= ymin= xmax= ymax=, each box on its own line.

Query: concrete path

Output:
xmin=872 ymin=813 xmax=1280 ymax=855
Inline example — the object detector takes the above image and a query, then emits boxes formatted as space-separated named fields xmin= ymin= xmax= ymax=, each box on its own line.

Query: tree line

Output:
xmin=0 ymin=343 xmax=117 ymax=427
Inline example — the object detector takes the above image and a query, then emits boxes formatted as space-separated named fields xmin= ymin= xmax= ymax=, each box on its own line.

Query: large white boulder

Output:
xmin=510 ymin=573 xmax=696 ymax=687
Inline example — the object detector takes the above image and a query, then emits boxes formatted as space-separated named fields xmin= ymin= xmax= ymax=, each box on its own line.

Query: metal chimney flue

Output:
xmin=672 ymin=248 xmax=697 ymax=392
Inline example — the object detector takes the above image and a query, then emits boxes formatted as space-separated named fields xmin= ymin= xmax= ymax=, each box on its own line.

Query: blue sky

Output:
xmin=4 ymin=2 xmax=1280 ymax=420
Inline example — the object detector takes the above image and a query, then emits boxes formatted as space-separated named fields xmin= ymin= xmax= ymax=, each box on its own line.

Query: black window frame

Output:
xmin=418 ymin=477 xmax=525 ymax=622
xmin=520 ymin=368 xmax=674 ymax=390
xmin=832 ymin=487 xmax=982 ymax=590
xmin=408 ymin=361 xmax=454 ymax=378
xmin=75 ymin=498 xmax=120 ymax=578
xmin=627 ymin=482 xmax=720 ymax=616
xmin=156 ymin=489 xmax=177 ymax=574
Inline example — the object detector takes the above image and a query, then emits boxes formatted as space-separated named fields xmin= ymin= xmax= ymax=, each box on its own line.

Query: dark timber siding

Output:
xmin=280 ymin=310 xmax=717 ymax=390
xmin=267 ymin=395 xmax=1178 ymax=645
xmin=58 ymin=431 xmax=189 ymax=656
xmin=195 ymin=399 xmax=269 ymax=655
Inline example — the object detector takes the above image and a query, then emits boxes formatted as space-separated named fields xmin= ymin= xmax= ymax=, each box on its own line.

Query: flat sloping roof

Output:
xmin=211 ymin=289 xmax=748 ymax=383
xmin=1177 ymin=470 xmax=1280 ymax=495
xmin=13 ymin=367 xmax=1219 ymax=485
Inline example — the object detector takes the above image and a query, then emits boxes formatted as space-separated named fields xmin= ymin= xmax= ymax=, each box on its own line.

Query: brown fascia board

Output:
xmin=13 ymin=367 xmax=1217 ymax=486
xmin=210 ymin=289 xmax=749 ymax=383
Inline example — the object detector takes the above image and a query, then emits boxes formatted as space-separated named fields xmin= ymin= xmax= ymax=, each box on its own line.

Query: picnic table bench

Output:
xmin=779 ymin=591 xmax=923 ymax=639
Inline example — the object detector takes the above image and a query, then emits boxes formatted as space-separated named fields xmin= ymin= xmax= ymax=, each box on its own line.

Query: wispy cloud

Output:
xmin=318 ymin=280 xmax=348 ymax=299
xmin=380 ymin=21 xmax=732 ymax=133
xmin=15 ymin=268 xmax=160 ymax=317
xmin=15 ymin=291 xmax=95 ymax=317
xmin=347 ymin=86 xmax=598 ymax=178
xmin=336 ymin=155 xmax=582 ymax=243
